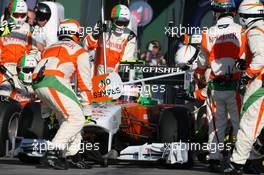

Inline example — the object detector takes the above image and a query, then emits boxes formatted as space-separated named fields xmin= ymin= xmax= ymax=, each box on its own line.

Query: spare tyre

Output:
xmin=0 ymin=96 xmax=22 ymax=157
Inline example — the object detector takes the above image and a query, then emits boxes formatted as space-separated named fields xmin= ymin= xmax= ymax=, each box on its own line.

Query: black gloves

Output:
xmin=235 ymin=59 xmax=246 ymax=71
xmin=180 ymin=64 xmax=191 ymax=71
xmin=239 ymin=74 xmax=252 ymax=86
xmin=239 ymin=74 xmax=252 ymax=94
xmin=0 ymin=65 xmax=7 ymax=74
xmin=92 ymin=21 xmax=107 ymax=40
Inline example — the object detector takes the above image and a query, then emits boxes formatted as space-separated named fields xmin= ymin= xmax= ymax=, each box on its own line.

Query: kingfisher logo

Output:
xmin=119 ymin=65 xmax=182 ymax=74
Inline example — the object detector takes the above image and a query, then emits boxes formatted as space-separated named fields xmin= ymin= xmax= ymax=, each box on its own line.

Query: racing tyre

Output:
xmin=17 ymin=152 xmax=40 ymax=164
xmin=0 ymin=96 xmax=22 ymax=157
xmin=17 ymin=102 xmax=49 ymax=164
xmin=159 ymin=106 xmax=193 ymax=168
xmin=159 ymin=106 xmax=192 ymax=142
xmin=17 ymin=102 xmax=49 ymax=139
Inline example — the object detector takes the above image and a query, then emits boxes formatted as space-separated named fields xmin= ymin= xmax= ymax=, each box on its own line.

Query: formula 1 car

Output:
xmin=12 ymin=61 xmax=201 ymax=167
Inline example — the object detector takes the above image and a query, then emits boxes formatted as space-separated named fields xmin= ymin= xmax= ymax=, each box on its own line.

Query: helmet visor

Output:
xmin=12 ymin=13 xmax=27 ymax=19
xmin=115 ymin=20 xmax=129 ymax=27
xmin=36 ymin=11 xmax=50 ymax=21
xmin=239 ymin=13 xmax=264 ymax=18
xmin=22 ymin=67 xmax=34 ymax=73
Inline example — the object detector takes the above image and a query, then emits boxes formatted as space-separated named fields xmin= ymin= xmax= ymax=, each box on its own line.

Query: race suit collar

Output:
xmin=216 ymin=16 xmax=234 ymax=25
xmin=248 ymin=20 xmax=264 ymax=30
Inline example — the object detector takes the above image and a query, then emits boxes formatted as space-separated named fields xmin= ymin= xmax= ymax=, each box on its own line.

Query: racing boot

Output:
xmin=40 ymin=150 xmax=69 ymax=170
xmin=67 ymin=152 xmax=92 ymax=169
xmin=208 ymin=159 xmax=223 ymax=173
xmin=224 ymin=162 xmax=243 ymax=175
xmin=244 ymin=160 xmax=262 ymax=174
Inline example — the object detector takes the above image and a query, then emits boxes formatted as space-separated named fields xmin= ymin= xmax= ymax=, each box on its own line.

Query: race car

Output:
xmin=12 ymin=61 xmax=202 ymax=167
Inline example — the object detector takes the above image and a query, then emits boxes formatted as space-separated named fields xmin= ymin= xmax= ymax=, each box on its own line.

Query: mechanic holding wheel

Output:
xmin=226 ymin=0 xmax=264 ymax=174
xmin=194 ymin=0 xmax=246 ymax=173
xmin=83 ymin=4 xmax=137 ymax=75
xmin=32 ymin=19 xmax=93 ymax=170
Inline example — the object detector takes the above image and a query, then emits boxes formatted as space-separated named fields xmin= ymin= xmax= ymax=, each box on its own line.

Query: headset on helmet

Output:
xmin=17 ymin=55 xmax=38 ymax=85
xmin=8 ymin=0 xmax=28 ymax=28
xmin=111 ymin=4 xmax=131 ymax=34
xmin=238 ymin=0 xmax=264 ymax=27
xmin=35 ymin=2 xmax=51 ymax=22
xmin=58 ymin=19 xmax=81 ymax=43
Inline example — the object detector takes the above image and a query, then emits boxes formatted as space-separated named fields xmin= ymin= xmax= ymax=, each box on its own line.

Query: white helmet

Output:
xmin=9 ymin=0 xmax=28 ymax=28
xmin=18 ymin=55 xmax=38 ymax=85
xmin=238 ymin=0 xmax=264 ymax=27
xmin=175 ymin=45 xmax=197 ymax=67
xmin=111 ymin=4 xmax=131 ymax=34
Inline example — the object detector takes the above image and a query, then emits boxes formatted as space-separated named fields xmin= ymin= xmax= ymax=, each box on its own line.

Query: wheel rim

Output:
xmin=8 ymin=112 xmax=20 ymax=142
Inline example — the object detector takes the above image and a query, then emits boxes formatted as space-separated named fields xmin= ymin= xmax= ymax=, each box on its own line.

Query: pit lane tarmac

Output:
xmin=0 ymin=158 xmax=250 ymax=175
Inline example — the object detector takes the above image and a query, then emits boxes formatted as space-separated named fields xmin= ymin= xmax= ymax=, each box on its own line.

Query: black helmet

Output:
xmin=35 ymin=3 xmax=51 ymax=21
xmin=211 ymin=0 xmax=236 ymax=13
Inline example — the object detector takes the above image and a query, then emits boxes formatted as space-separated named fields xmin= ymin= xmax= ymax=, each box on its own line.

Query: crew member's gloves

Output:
xmin=235 ymin=59 xmax=246 ymax=71
xmin=7 ymin=21 xmax=16 ymax=31
xmin=180 ymin=64 xmax=190 ymax=71
xmin=92 ymin=21 xmax=107 ymax=40
xmin=239 ymin=74 xmax=252 ymax=87
xmin=0 ymin=20 xmax=15 ymax=36
xmin=83 ymin=105 xmax=92 ymax=124
xmin=239 ymin=74 xmax=252 ymax=95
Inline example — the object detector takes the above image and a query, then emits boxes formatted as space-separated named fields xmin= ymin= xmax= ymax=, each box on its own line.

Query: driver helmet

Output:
xmin=8 ymin=0 xmax=28 ymax=28
xmin=17 ymin=55 xmax=38 ymax=85
xmin=111 ymin=4 xmax=131 ymax=34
